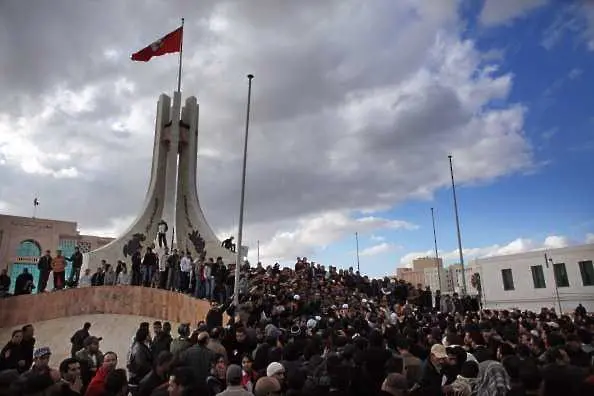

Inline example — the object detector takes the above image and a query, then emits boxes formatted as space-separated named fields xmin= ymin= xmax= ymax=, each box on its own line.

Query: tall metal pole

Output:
xmin=234 ymin=74 xmax=254 ymax=307
xmin=430 ymin=207 xmax=442 ymax=292
xmin=257 ymin=240 xmax=260 ymax=264
xmin=355 ymin=232 xmax=360 ymax=273
xmin=545 ymin=253 xmax=562 ymax=314
xmin=448 ymin=155 xmax=467 ymax=295
xmin=176 ymin=18 xmax=184 ymax=92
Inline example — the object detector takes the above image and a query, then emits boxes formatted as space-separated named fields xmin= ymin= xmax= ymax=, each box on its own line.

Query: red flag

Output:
xmin=131 ymin=27 xmax=183 ymax=62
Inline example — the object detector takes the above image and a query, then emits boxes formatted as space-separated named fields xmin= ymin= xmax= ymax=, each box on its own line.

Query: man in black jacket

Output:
xmin=67 ymin=247 xmax=83 ymax=287
xmin=70 ymin=323 xmax=91 ymax=357
xmin=174 ymin=332 xmax=214 ymax=393
xmin=37 ymin=250 xmax=52 ymax=293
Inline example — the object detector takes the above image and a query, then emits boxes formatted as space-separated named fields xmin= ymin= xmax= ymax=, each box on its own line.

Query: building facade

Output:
xmin=478 ymin=243 xmax=594 ymax=312
xmin=0 ymin=214 xmax=113 ymax=293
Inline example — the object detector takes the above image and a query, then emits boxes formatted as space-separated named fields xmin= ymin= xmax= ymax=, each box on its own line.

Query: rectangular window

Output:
xmin=578 ymin=260 xmax=594 ymax=286
xmin=531 ymin=265 xmax=546 ymax=288
xmin=553 ymin=263 xmax=569 ymax=287
xmin=501 ymin=268 xmax=515 ymax=291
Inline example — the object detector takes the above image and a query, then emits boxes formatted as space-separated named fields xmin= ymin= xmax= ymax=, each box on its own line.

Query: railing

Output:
xmin=0 ymin=285 xmax=213 ymax=329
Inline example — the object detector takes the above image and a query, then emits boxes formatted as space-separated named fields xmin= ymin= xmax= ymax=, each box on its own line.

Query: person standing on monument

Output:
xmin=51 ymin=249 xmax=67 ymax=290
xmin=131 ymin=248 xmax=142 ymax=286
xmin=179 ymin=252 xmax=192 ymax=293
xmin=157 ymin=220 xmax=168 ymax=249
xmin=66 ymin=246 xmax=83 ymax=287
xmin=141 ymin=247 xmax=158 ymax=287
xmin=167 ymin=249 xmax=180 ymax=291
xmin=158 ymin=247 xmax=170 ymax=289
xmin=37 ymin=250 xmax=52 ymax=293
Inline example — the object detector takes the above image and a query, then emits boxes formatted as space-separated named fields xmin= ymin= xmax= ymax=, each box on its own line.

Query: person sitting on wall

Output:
xmin=222 ymin=236 xmax=236 ymax=253
xmin=14 ymin=268 xmax=34 ymax=295
xmin=157 ymin=220 xmax=168 ymax=249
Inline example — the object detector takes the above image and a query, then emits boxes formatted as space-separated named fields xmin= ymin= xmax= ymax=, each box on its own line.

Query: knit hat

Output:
xmin=33 ymin=347 xmax=51 ymax=359
xmin=266 ymin=362 xmax=285 ymax=377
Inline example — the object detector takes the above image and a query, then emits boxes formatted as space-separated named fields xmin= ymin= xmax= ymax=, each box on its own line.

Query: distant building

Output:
xmin=396 ymin=267 xmax=425 ymax=287
xmin=412 ymin=257 xmax=442 ymax=271
xmin=0 ymin=214 xmax=113 ymax=293
xmin=478 ymin=243 xmax=594 ymax=312
xmin=396 ymin=243 xmax=594 ymax=311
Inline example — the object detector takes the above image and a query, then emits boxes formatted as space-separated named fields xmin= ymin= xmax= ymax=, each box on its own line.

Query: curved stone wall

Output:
xmin=0 ymin=286 xmax=212 ymax=329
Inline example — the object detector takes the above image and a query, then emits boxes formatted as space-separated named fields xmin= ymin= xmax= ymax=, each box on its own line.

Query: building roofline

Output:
xmin=475 ymin=243 xmax=594 ymax=263
xmin=0 ymin=213 xmax=77 ymax=226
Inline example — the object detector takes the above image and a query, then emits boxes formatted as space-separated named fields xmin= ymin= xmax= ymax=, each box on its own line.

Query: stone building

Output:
xmin=0 ymin=214 xmax=112 ymax=293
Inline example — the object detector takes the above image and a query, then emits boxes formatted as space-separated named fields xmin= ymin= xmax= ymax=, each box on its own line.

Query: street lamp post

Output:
xmin=431 ymin=207 xmax=442 ymax=292
xmin=233 ymin=74 xmax=254 ymax=307
xmin=448 ymin=155 xmax=467 ymax=295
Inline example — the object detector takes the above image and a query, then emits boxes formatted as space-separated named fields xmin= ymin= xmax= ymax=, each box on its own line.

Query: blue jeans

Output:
xmin=205 ymin=278 xmax=214 ymax=300
xmin=194 ymin=279 xmax=205 ymax=298
xmin=141 ymin=266 xmax=153 ymax=287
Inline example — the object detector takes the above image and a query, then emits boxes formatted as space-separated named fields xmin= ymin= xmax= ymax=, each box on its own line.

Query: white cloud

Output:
xmin=370 ymin=234 xmax=386 ymax=242
xmin=79 ymin=215 xmax=136 ymax=238
xmin=0 ymin=1 xmax=538 ymax=273
xmin=480 ymin=0 xmax=548 ymax=26
xmin=360 ymin=242 xmax=396 ymax=257
xmin=586 ymin=233 xmax=594 ymax=244
xmin=399 ymin=234 xmax=574 ymax=267
xmin=541 ymin=2 xmax=594 ymax=51
xmin=256 ymin=211 xmax=416 ymax=263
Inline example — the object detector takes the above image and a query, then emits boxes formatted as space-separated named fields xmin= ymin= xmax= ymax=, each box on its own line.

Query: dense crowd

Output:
xmin=1 ymin=256 xmax=593 ymax=396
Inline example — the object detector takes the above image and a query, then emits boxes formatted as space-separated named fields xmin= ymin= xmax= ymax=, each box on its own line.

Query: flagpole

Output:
xmin=431 ymin=207 xmax=442 ymax=292
xmin=448 ymin=155 xmax=467 ymax=295
xmin=233 ymin=74 xmax=254 ymax=307
xmin=355 ymin=232 xmax=360 ymax=273
xmin=176 ymin=17 xmax=184 ymax=93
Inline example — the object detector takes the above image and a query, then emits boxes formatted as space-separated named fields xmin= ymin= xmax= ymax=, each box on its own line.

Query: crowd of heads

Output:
xmin=0 ymin=257 xmax=593 ymax=395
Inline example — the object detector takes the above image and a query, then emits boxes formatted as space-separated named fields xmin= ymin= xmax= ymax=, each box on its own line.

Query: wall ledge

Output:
xmin=0 ymin=286 xmax=213 ymax=329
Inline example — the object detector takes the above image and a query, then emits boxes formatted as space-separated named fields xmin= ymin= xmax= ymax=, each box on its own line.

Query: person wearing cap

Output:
xmin=413 ymin=343 xmax=448 ymax=395
xmin=216 ymin=364 xmax=252 ymax=396
xmin=266 ymin=362 xmax=285 ymax=386
xmin=70 ymin=322 xmax=92 ymax=358
xmin=75 ymin=336 xmax=104 ymax=391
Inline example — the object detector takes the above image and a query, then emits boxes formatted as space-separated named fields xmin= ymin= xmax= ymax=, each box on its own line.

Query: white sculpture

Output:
xmin=83 ymin=92 xmax=234 ymax=271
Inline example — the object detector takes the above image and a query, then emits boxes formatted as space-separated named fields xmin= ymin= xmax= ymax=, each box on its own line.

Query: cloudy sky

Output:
xmin=0 ymin=0 xmax=593 ymax=276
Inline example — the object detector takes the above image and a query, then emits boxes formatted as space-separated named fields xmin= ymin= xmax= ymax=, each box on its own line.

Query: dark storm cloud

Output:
xmin=0 ymin=0 xmax=533 ymax=247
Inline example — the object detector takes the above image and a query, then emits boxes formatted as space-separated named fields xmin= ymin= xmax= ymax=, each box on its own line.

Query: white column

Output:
xmin=161 ymin=92 xmax=181 ymax=249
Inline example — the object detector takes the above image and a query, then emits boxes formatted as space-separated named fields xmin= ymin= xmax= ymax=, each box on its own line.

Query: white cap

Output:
xmin=362 ymin=299 xmax=368 ymax=303
xmin=342 ymin=304 xmax=349 ymax=309
xmin=293 ymin=294 xmax=300 ymax=301
xmin=306 ymin=319 xmax=317 ymax=329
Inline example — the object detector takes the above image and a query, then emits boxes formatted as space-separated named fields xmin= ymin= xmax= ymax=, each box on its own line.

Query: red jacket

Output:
xmin=85 ymin=366 xmax=110 ymax=396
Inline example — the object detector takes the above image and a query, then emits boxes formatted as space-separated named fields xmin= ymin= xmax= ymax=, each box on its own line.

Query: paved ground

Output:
xmin=0 ymin=314 xmax=178 ymax=368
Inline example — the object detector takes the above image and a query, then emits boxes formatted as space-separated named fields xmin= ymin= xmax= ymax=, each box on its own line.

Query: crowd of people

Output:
xmin=0 ymin=256 xmax=593 ymax=395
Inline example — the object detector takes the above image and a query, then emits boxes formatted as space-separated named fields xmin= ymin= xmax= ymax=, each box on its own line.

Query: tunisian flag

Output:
xmin=131 ymin=27 xmax=183 ymax=62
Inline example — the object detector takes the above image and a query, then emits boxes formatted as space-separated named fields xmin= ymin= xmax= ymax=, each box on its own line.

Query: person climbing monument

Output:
xmin=157 ymin=220 xmax=168 ymax=249
xmin=222 ymin=236 xmax=236 ymax=252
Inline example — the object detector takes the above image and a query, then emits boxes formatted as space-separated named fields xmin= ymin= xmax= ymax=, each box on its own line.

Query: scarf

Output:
xmin=473 ymin=360 xmax=510 ymax=396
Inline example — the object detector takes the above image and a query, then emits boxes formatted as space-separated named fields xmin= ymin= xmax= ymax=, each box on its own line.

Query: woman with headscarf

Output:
xmin=473 ymin=360 xmax=510 ymax=396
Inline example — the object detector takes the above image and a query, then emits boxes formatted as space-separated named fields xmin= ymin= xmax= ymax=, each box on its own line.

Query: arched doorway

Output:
xmin=10 ymin=240 xmax=42 ymax=294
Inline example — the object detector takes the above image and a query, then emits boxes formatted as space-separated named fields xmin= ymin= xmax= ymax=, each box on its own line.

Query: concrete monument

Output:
xmin=83 ymin=92 xmax=234 ymax=271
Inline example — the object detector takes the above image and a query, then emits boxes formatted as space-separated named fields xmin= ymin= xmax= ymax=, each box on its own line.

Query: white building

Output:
xmin=478 ymin=243 xmax=594 ymax=313
xmin=448 ymin=264 xmax=480 ymax=296
xmin=423 ymin=266 xmax=449 ymax=293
